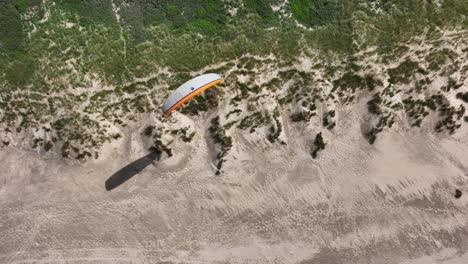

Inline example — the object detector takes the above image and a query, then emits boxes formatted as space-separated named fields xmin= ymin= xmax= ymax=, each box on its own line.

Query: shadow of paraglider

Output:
xmin=105 ymin=151 xmax=161 ymax=191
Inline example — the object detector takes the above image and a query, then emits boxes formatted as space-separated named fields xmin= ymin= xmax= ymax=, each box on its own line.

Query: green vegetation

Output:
xmin=179 ymin=128 xmax=196 ymax=142
xmin=1 ymin=0 xmax=468 ymax=159
xmin=426 ymin=48 xmax=457 ymax=71
xmin=14 ymin=0 xmax=28 ymax=12
xmin=209 ymin=116 xmax=233 ymax=175
xmin=144 ymin=126 xmax=155 ymax=136
xmin=180 ymin=87 xmax=221 ymax=116
xmin=333 ymin=72 xmax=363 ymax=92
xmin=150 ymin=140 xmax=173 ymax=157
xmin=402 ymin=97 xmax=429 ymax=127
xmin=365 ymin=127 xmax=380 ymax=145
xmin=388 ymin=59 xmax=420 ymax=84
xmin=290 ymin=111 xmax=309 ymax=122
xmin=243 ymin=0 xmax=276 ymax=23
xmin=267 ymin=109 xmax=284 ymax=144
xmin=290 ymin=0 xmax=339 ymax=27
xmin=59 ymin=0 xmax=116 ymax=27
xmin=226 ymin=109 xmax=242 ymax=119
xmin=44 ymin=141 xmax=53 ymax=151
xmin=147 ymin=128 xmax=173 ymax=157
xmin=367 ymin=94 xmax=383 ymax=115
xmin=238 ymin=111 xmax=271 ymax=132
xmin=0 ymin=2 xmax=25 ymax=52
xmin=322 ymin=110 xmax=336 ymax=130
xmin=311 ymin=132 xmax=325 ymax=158
xmin=332 ymin=69 xmax=382 ymax=102
xmin=432 ymin=94 xmax=465 ymax=134
xmin=364 ymin=104 xmax=396 ymax=144
xmin=456 ymin=92 xmax=468 ymax=103
xmin=2 ymin=0 xmax=466 ymax=89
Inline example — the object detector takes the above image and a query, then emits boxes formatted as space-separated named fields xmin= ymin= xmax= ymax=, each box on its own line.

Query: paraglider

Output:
xmin=162 ymin=73 xmax=223 ymax=114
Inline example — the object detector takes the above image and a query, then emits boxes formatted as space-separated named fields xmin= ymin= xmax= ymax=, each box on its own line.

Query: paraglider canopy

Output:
xmin=162 ymin=73 xmax=223 ymax=114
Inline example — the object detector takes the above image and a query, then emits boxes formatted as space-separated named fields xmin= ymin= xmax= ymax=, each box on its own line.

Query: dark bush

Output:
xmin=367 ymin=95 xmax=382 ymax=115
xmin=311 ymin=132 xmax=325 ymax=158
xmin=291 ymin=111 xmax=308 ymax=122
xmin=456 ymin=92 xmax=468 ymax=103
xmin=44 ymin=141 xmax=53 ymax=151
xmin=143 ymin=125 xmax=155 ymax=136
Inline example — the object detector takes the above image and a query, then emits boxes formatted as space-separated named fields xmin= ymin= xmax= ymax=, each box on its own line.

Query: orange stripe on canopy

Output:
xmin=164 ymin=79 xmax=223 ymax=114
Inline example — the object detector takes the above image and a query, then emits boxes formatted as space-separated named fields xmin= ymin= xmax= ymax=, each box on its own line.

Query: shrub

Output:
xmin=388 ymin=59 xmax=420 ymax=84
xmin=289 ymin=0 xmax=339 ymax=27
xmin=290 ymin=111 xmax=308 ymax=122
xmin=456 ymin=92 xmax=468 ymax=103
xmin=367 ymin=94 xmax=382 ymax=115
xmin=311 ymin=132 xmax=325 ymax=158
xmin=143 ymin=125 xmax=155 ymax=136
xmin=44 ymin=141 xmax=53 ymax=151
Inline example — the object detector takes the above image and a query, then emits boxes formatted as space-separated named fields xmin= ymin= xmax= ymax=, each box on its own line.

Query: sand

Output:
xmin=1 ymin=95 xmax=467 ymax=264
